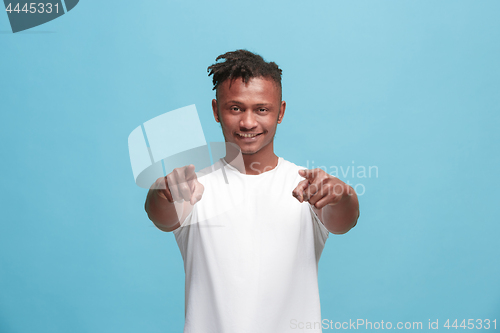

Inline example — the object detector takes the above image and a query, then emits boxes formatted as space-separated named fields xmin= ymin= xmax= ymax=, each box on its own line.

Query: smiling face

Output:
xmin=212 ymin=76 xmax=286 ymax=159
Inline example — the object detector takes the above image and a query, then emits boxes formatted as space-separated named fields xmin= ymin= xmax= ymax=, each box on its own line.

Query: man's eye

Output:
xmin=258 ymin=108 xmax=267 ymax=112
xmin=231 ymin=107 xmax=240 ymax=111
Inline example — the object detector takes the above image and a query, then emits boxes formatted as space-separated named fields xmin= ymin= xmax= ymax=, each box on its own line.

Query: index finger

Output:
xmin=298 ymin=168 xmax=318 ymax=181
xmin=184 ymin=164 xmax=197 ymax=181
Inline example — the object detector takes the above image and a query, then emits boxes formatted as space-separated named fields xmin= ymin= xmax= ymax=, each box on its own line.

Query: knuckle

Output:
xmin=174 ymin=167 xmax=183 ymax=177
xmin=179 ymin=183 xmax=190 ymax=192
xmin=158 ymin=179 xmax=168 ymax=190
xmin=166 ymin=173 xmax=175 ymax=184
xmin=151 ymin=178 xmax=161 ymax=190
xmin=154 ymin=177 xmax=163 ymax=186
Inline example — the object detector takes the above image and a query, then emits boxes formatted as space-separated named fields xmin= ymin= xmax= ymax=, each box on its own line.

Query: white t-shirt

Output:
xmin=173 ymin=157 xmax=330 ymax=333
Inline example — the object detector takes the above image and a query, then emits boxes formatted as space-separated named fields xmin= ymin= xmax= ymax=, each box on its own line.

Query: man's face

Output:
xmin=211 ymin=76 xmax=286 ymax=156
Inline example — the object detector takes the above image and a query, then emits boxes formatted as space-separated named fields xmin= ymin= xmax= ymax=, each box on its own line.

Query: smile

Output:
xmin=237 ymin=133 xmax=262 ymax=138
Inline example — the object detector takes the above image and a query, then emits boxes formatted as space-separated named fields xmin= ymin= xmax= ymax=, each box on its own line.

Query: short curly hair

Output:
xmin=207 ymin=49 xmax=283 ymax=100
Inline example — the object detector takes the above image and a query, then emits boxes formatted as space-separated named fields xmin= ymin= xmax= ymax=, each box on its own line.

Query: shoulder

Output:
xmin=276 ymin=157 xmax=307 ymax=186
xmin=279 ymin=158 xmax=305 ymax=172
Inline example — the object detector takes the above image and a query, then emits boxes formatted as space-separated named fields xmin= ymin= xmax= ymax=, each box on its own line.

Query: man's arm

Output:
xmin=145 ymin=165 xmax=204 ymax=232
xmin=311 ymin=187 xmax=359 ymax=234
xmin=292 ymin=168 xmax=360 ymax=234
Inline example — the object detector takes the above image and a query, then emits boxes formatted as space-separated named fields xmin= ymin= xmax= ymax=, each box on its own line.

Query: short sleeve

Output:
xmin=172 ymin=202 xmax=197 ymax=260
xmin=308 ymin=204 xmax=329 ymax=262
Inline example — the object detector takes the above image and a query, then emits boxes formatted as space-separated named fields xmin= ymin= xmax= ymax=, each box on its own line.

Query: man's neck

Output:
xmin=224 ymin=143 xmax=279 ymax=175
xmin=241 ymin=153 xmax=279 ymax=175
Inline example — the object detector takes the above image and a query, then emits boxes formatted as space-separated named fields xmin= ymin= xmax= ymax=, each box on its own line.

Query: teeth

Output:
xmin=238 ymin=133 xmax=259 ymax=138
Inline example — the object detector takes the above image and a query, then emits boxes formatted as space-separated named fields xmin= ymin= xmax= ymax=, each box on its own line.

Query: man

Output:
xmin=144 ymin=49 xmax=360 ymax=333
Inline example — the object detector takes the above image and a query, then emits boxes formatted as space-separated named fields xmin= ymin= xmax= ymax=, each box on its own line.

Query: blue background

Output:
xmin=1 ymin=0 xmax=499 ymax=332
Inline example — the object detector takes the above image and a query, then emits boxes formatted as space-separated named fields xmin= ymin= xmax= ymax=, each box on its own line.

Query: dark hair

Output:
xmin=207 ymin=49 xmax=282 ymax=100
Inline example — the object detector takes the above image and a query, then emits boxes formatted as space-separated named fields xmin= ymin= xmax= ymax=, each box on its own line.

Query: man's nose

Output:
xmin=239 ymin=111 xmax=258 ymax=129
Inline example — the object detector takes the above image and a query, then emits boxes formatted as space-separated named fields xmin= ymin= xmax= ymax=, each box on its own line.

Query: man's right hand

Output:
xmin=146 ymin=164 xmax=204 ymax=232
xmin=161 ymin=164 xmax=204 ymax=205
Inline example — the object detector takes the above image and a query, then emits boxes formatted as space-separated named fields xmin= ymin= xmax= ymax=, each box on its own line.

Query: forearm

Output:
xmin=316 ymin=190 xmax=359 ymax=234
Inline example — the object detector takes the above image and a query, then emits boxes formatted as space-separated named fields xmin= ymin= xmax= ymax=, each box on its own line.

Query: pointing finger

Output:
xmin=172 ymin=167 xmax=191 ymax=201
xmin=185 ymin=164 xmax=197 ymax=182
xmin=299 ymin=168 xmax=321 ymax=182
xmin=298 ymin=169 xmax=310 ymax=179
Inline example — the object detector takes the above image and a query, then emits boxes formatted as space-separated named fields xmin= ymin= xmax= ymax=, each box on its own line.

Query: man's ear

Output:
xmin=212 ymin=99 xmax=220 ymax=123
xmin=277 ymin=100 xmax=286 ymax=124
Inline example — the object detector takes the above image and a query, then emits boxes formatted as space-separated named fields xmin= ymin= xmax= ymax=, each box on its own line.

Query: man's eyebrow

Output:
xmin=226 ymin=100 xmax=243 ymax=105
xmin=226 ymin=100 xmax=272 ymax=107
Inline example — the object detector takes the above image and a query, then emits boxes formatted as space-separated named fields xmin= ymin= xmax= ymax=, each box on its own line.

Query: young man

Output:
xmin=144 ymin=50 xmax=360 ymax=333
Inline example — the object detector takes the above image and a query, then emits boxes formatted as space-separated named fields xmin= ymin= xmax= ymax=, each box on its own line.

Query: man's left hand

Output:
xmin=292 ymin=168 xmax=353 ymax=209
